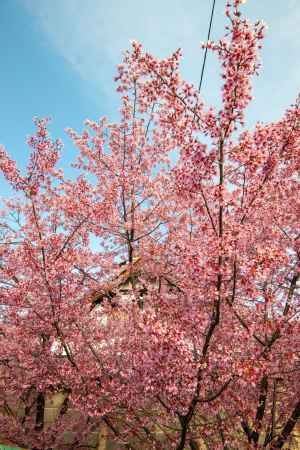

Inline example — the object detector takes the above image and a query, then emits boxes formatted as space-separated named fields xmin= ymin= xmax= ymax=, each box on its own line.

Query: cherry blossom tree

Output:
xmin=0 ymin=1 xmax=300 ymax=449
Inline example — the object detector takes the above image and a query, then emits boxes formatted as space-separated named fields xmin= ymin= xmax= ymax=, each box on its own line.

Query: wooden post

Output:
xmin=97 ymin=422 xmax=108 ymax=450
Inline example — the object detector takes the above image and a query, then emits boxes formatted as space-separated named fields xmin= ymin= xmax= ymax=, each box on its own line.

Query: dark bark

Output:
xmin=253 ymin=375 xmax=268 ymax=444
xmin=190 ymin=439 xmax=200 ymax=450
xmin=241 ymin=420 xmax=253 ymax=443
xmin=241 ymin=376 xmax=268 ymax=446
xmin=270 ymin=399 xmax=300 ymax=449
xmin=35 ymin=392 xmax=45 ymax=432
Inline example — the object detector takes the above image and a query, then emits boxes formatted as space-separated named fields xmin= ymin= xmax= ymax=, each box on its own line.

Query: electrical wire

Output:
xmin=198 ymin=0 xmax=217 ymax=93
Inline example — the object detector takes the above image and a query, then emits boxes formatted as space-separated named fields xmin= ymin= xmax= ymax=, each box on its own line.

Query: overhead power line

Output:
xmin=198 ymin=0 xmax=217 ymax=93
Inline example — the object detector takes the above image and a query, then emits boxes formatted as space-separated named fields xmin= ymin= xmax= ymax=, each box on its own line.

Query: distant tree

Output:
xmin=0 ymin=1 xmax=300 ymax=449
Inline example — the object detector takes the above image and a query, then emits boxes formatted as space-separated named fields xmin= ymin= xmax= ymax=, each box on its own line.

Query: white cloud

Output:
xmin=22 ymin=0 xmax=218 ymax=100
xmin=22 ymin=0 xmax=300 ymax=122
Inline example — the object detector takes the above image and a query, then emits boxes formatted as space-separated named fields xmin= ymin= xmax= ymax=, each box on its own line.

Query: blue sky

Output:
xmin=0 ymin=0 xmax=299 ymax=195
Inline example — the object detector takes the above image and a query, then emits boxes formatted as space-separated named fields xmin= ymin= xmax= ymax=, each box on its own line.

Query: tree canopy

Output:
xmin=0 ymin=1 xmax=300 ymax=449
